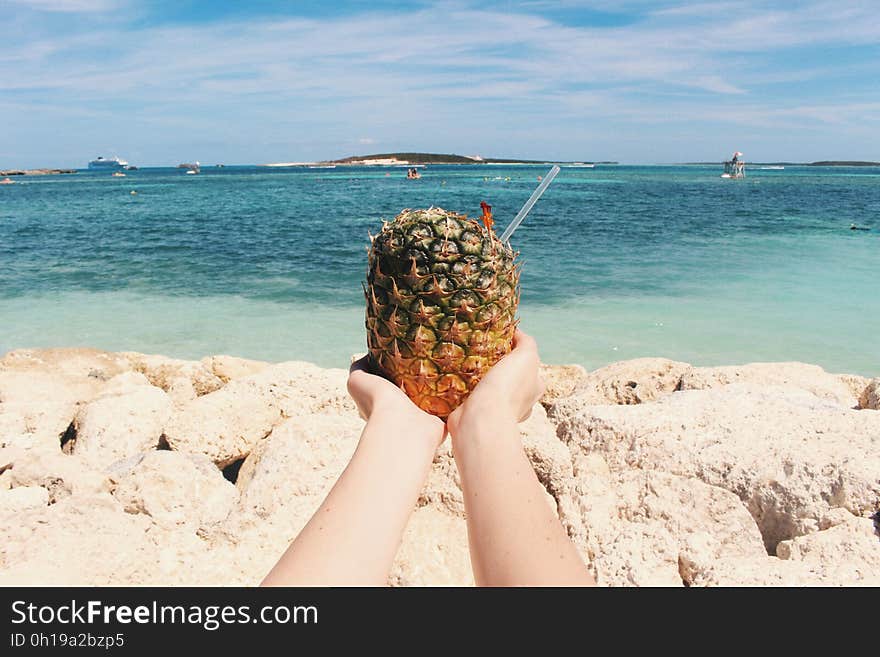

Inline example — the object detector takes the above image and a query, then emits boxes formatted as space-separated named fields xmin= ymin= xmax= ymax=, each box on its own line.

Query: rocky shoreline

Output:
xmin=0 ymin=348 xmax=877 ymax=586
xmin=0 ymin=168 xmax=77 ymax=176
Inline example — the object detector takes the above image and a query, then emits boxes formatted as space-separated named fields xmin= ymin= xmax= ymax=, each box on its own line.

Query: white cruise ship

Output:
xmin=88 ymin=156 xmax=129 ymax=170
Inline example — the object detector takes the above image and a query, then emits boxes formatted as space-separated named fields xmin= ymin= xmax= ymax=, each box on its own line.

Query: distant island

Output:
xmin=808 ymin=161 xmax=880 ymax=167
xmin=0 ymin=168 xmax=77 ymax=176
xmin=263 ymin=152 xmax=617 ymax=167
xmin=329 ymin=152 xmax=549 ymax=165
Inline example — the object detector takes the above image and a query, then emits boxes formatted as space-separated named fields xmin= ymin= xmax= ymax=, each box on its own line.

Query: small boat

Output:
xmin=0 ymin=177 xmax=14 ymax=185
xmin=112 ymin=172 xmax=126 ymax=177
xmin=759 ymin=166 xmax=785 ymax=170
xmin=185 ymin=169 xmax=198 ymax=175
xmin=179 ymin=161 xmax=200 ymax=174
xmin=308 ymin=165 xmax=337 ymax=169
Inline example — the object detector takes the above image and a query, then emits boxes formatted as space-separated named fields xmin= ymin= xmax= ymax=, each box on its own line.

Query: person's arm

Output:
xmin=448 ymin=330 xmax=595 ymax=587
xmin=261 ymin=358 xmax=444 ymax=586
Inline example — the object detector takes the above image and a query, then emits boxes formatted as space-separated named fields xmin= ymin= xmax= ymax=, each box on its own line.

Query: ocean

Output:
xmin=1 ymin=164 xmax=877 ymax=376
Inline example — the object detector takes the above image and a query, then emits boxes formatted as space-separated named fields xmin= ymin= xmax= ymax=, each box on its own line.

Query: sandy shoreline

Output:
xmin=0 ymin=347 xmax=877 ymax=586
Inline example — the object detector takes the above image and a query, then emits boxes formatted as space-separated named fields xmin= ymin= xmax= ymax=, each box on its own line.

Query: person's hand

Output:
xmin=447 ymin=329 xmax=545 ymax=436
xmin=348 ymin=356 xmax=445 ymax=441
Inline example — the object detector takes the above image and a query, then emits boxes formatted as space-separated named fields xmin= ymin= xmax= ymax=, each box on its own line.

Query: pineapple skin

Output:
xmin=365 ymin=207 xmax=520 ymax=418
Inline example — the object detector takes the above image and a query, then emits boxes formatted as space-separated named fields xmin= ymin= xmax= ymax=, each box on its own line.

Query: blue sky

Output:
xmin=2 ymin=0 xmax=879 ymax=167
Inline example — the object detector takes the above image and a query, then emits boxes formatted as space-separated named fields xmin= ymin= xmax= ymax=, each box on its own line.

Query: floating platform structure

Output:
xmin=722 ymin=151 xmax=745 ymax=179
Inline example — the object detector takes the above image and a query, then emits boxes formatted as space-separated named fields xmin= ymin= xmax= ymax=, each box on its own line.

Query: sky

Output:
xmin=2 ymin=0 xmax=879 ymax=167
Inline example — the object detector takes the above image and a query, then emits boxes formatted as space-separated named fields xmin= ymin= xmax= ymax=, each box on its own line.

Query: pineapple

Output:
xmin=364 ymin=206 xmax=520 ymax=418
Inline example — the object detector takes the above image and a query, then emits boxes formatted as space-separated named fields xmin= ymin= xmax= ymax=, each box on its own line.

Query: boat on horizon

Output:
xmin=88 ymin=156 xmax=129 ymax=171
xmin=759 ymin=166 xmax=785 ymax=170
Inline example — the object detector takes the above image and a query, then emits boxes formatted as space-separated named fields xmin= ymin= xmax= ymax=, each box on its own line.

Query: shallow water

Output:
xmin=1 ymin=164 xmax=877 ymax=375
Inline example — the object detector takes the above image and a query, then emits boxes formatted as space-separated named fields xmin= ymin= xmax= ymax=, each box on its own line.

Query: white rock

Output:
xmin=690 ymin=517 xmax=880 ymax=586
xmin=201 ymin=355 xmax=270 ymax=383
xmin=0 ymin=485 xmax=49 ymax=514
xmin=234 ymin=413 xmax=362 ymax=522
xmin=0 ymin=348 xmax=131 ymax=381
xmin=71 ymin=375 xmax=172 ymax=469
xmin=2 ymin=448 xmax=110 ymax=503
xmin=552 ymin=384 xmax=880 ymax=551
xmin=122 ymin=353 xmax=224 ymax=402
xmin=681 ymin=362 xmax=865 ymax=408
xmin=161 ymin=361 xmax=354 ymax=467
xmin=539 ymin=363 xmax=589 ymax=405
xmin=0 ymin=371 xmax=98 ymax=452
xmin=560 ymin=460 xmax=766 ymax=586
xmin=390 ymin=506 xmax=473 ymax=586
xmin=0 ymin=493 xmax=216 ymax=585
xmin=567 ymin=358 xmax=693 ymax=406
xmin=111 ymin=451 xmax=237 ymax=531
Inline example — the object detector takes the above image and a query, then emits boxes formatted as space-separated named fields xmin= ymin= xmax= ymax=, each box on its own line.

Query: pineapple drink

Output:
xmin=364 ymin=206 xmax=519 ymax=418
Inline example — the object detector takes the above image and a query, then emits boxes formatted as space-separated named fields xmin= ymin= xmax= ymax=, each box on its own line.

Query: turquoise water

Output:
xmin=1 ymin=164 xmax=877 ymax=375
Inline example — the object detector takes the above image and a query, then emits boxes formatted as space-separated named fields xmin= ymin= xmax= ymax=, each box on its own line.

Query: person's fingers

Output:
xmin=512 ymin=329 xmax=538 ymax=353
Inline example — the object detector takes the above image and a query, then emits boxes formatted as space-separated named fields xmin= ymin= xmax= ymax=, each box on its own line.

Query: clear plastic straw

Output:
xmin=499 ymin=164 xmax=560 ymax=243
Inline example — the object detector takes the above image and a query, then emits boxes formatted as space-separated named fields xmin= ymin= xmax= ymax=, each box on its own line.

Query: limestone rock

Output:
xmin=681 ymin=362 xmax=863 ymax=408
xmin=2 ymin=350 xmax=877 ymax=587
xmin=0 ymin=371 xmax=101 ymax=452
xmin=161 ymin=361 xmax=353 ymax=467
xmin=0 ymin=493 xmax=217 ymax=585
xmin=0 ymin=347 xmax=131 ymax=382
xmin=162 ymin=396 xmax=279 ymax=467
xmin=0 ymin=485 xmax=49 ymax=514
xmin=111 ymin=451 xmax=237 ymax=531
xmin=689 ymin=517 xmax=880 ymax=586
xmin=418 ymin=442 xmax=463 ymax=515
xmin=234 ymin=413 xmax=361 ymax=522
xmin=774 ymin=516 xmax=880 ymax=585
xmin=565 ymin=358 xmax=692 ymax=406
xmin=839 ymin=374 xmax=872 ymax=404
xmin=552 ymin=384 xmax=880 ymax=552
xmin=71 ymin=374 xmax=172 ymax=469
xmin=122 ymin=353 xmax=224 ymax=402
xmin=860 ymin=379 xmax=880 ymax=410
xmin=390 ymin=506 xmax=473 ymax=586
xmin=539 ymin=363 xmax=588 ymax=405
xmin=560 ymin=457 xmax=765 ymax=586
xmin=519 ymin=403 xmax=573 ymax=499
xmin=202 ymin=355 xmax=270 ymax=383
xmin=2 ymin=448 xmax=110 ymax=503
